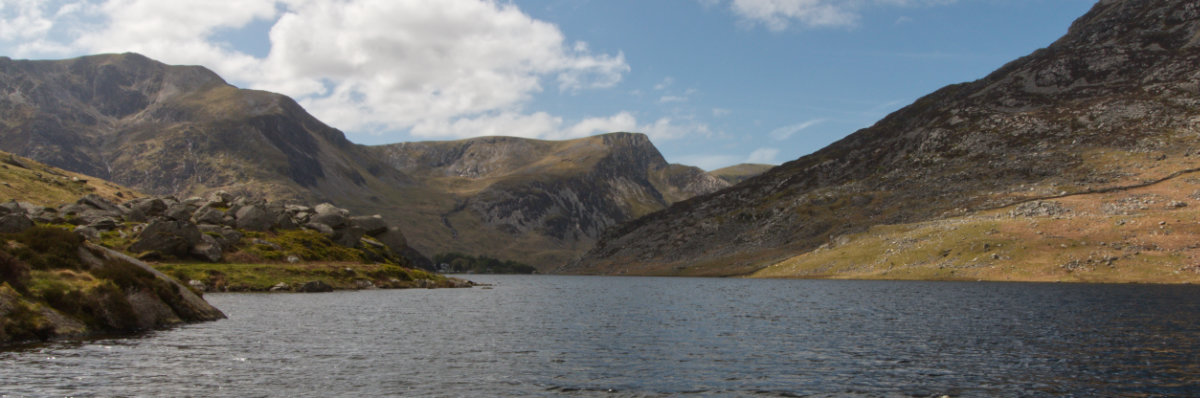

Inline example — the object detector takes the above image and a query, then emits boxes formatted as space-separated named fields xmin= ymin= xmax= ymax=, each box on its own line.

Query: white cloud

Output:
xmin=712 ymin=108 xmax=731 ymax=117
xmin=745 ymin=147 xmax=779 ymax=164
xmin=4 ymin=0 xmax=634 ymax=141
xmin=676 ymin=154 xmax=743 ymax=171
xmin=653 ymin=76 xmax=674 ymax=91
xmin=728 ymin=0 xmax=955 ymax=31
xmin=768 ymin=119 xmax=824 ymax=140
xmin=659 ymin=95 xmax=687 ymax=103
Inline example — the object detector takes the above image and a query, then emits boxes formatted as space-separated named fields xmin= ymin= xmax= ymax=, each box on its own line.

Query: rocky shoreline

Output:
xmin=0 ymin=192 xmax=469 ymax=347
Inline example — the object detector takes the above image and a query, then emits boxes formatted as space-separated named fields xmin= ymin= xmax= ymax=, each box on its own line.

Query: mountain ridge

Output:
xmin=564 ymin=0 xmax=1200 ymax=276
xmin=0 ymin=54 xmax=733 ymax=270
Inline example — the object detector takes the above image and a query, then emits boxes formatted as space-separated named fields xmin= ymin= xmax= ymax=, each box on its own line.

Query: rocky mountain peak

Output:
xmin=565 ymin=0 xmax=1200 ymax=275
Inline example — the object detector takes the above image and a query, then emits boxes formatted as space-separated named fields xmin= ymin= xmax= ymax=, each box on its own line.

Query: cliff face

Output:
xmin=0 ymin=53 xmax=410 ymax=202
xmin=0 ymin=54 xmax=728 ymax=271
xmin=372 ymin=133 xmax=729 ymax=269
xmin=565 ymin=0 xmax=1200 ymax=275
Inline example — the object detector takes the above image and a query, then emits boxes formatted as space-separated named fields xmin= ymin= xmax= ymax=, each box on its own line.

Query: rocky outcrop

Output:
xmin=0 ymin=191 xmax=423 ymax=267
xmin=0 ymin=229 xmax=224 ymax=347
xmin=371 ymin=132 xmax=729 ymax=270
xmin=566 ymin=0 xmax=1200 ymax=275
xmin=0 ymin=53 xmax=411 ymax=203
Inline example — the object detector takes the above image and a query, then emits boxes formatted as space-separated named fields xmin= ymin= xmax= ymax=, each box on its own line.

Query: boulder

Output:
xmin=208 ymin=191 xmax=234 ymax=207
xmin=313 ymin=203 xmax=345 ymax=216
xmin=74 ymin=225 xmax=102 ymax=242
xmin=333 ymin=225 xmax=365 ymax=248
xmin=235 ymin=205 xmax=273 ymax=231
xmin=163 ymin=203 xmax=195 ymax=222
xmin=350 ymin=215 xmax=389 ymax=236
xmin=189 ymin=233 xmax=224 ymax=262
xmin=131 ymin=198 xmax=168 ymax=218
xmin=0 ymin=213 xmax=34 ymax=234
xmin=129 ymin=219 xmax=203 ymax=258
xmin=77 ymin=194 xmax=121 ymax=213
xmin=304 ymin=221 xmax=336 ymax=238
xmin=310 ymin=212 xmax=347 ymax=229
xmin=197 ymin=225 xmax=243 ymax=251
xmin=192 ymin=205 xmax=226 ymax=225
xmin=86 ymin=216 xmax=120 ymax=231
xmin=297 ymin=280 xmax=333 ymax=293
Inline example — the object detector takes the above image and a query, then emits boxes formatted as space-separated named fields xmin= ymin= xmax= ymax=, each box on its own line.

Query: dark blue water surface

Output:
xmin=3 ymin=276 xmax=1200 ymax=397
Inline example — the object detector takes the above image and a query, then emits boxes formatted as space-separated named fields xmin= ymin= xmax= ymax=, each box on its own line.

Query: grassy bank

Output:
xmin=752 ymin=174 xmax=1200 ymax=284
xmin=153 ymin=262 xmax=472 ymax=292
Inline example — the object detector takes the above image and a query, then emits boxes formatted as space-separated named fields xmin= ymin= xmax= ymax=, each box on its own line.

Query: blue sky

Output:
xmin=1 ymin=0 xmax=1096 ymax=170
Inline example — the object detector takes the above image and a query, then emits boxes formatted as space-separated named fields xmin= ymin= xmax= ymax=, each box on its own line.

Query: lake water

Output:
xmin=3 ymin=275 xmax=1200 ymax=397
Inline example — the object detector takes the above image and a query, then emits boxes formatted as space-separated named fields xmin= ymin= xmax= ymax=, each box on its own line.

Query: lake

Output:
xmin=3 ymin=275 xmax=1200 ymax=397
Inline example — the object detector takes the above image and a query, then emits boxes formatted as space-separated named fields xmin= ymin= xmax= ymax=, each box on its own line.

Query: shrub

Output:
xmin=0 ymin=250 xmax=30 ymax=292
xmin=1 ymin=226 xmax=84 ymax=271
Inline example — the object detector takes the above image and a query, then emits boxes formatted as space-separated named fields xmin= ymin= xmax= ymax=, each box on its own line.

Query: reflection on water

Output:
xmin=4 ymin=276 xmax=1200 ymax=397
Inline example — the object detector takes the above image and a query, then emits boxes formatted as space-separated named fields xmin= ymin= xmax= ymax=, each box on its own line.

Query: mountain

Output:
xmin=0 ymin=53 xmax=409 ymax=202
xmin=0 ymin=53 xmax=728 ymax=271
xmin=564 ymin=0 xmax=1200 ymax=277
xmin=370 ymin=133 xmax=729 ymax=269
xmin=709 ymin=164 xmax=774 ymax=185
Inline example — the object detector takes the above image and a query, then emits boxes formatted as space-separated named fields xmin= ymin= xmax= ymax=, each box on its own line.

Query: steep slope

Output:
xmin=0 ymin=53 xmax=410 ymax=205
xmin=371 ymin=133 xmax=729 ymax=269
xmin=0 ymin=54 xmax=728 ymax=271
xmin=566 ymin=0 xmax=1200 ymax=276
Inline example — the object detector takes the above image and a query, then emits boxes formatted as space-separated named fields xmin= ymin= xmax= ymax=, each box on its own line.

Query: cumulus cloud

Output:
xmin=3 ymin=0 xmax=640 ymax=141
xmin=728 ymin=0 xmax=955 ymax=31
xmin=768 ymin=119 xmax=824 ymax=140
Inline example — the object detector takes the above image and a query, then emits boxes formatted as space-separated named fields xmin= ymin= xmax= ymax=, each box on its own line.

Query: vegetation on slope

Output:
xmin=0 ymin=226 xmax=222 ymax=345
xmin=752 ymin=169 xmax=1200 ymax=283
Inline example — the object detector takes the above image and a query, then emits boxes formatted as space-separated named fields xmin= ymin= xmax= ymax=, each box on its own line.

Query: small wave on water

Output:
xmin=4 ymin=276 xmax=1200 ymax=397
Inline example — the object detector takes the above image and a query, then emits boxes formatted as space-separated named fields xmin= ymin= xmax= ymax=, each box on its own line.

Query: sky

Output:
xmin=0 ymin=0 xmax=1097 ymax=170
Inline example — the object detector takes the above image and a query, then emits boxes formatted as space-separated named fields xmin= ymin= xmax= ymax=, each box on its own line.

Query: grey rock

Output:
xmin=313 ymin=202 xmax=345 ymax=216
xmin=235 ymin=205 xmax=273 ymax=231
xmin=164 ymin=203 xmax=195 ymax=221
xmin=0 ymin=214 xmax=34 ymax=234
xmin=350 ymin=215 xmax=389 ymax=236
xmin=132 ymin=198 xmax=168 ymax=218
xmin=333 ymin=225 xmax=365 ymax=248
xmin=274 ymin=212 xmax=298 ymax=230
xmin=129 ymin=219 xmax=203 ymax=258
xmin=310 ymin=212 xmax=347 ymax=229
xmin=77 ymin=194 xmax=121 ymax=213
xmin=122 ymin=207 xmax=148 ymax=223
xmin=198 ymin=225 xmax=243 ymax=251
xmin=193 ymin=205 xmax=226 ymax=225
xmin=208 ymin=191 xmax=234 ymax=206
xmin=190 ymin=233 xmax=223 ymax=262
xmin=86 ymin=216 xmax=120 ymax=231
xmin=304 ymin=221 xmax=336 ymax=238
xmin=74 ymin=225 xmax=101 ymax=242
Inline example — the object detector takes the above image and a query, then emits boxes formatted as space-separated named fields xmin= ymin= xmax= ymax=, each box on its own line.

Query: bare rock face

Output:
xmin=130 ymin=219 xmax=203 ymax=258
xmin=372 ymin=132 xmax=730 ymax=270
xmin=566 ymin=0 xmax=1200 ymax=275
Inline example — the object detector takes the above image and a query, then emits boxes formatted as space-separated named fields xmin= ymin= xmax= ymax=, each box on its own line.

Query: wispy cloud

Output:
xmin=768 ymin=119 xmax=824 ymax=140
xmin=727 ymin=0 xmax=957 ymax=32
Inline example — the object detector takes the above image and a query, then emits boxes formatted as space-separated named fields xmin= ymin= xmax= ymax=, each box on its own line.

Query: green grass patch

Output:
xmin=152 ymin=262 xmax=453 ymax=292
